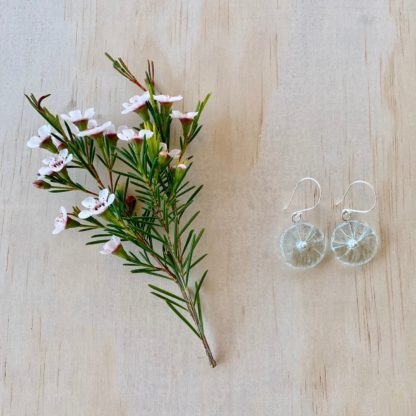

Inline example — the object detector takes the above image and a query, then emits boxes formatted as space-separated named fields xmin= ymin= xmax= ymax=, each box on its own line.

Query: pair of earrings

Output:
xmin=280 ymin=177 xmax=378 ymax=269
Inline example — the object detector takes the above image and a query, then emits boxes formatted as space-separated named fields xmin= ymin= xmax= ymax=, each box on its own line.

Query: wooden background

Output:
xmin=1 ymin=0 xmax=416 ymax=414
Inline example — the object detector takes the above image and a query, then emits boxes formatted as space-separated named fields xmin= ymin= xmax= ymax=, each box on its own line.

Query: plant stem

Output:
xmin=143 ymin=177 xmax=216 ymax=367
xmin=178 ymin=284 xmax=216 ymax=367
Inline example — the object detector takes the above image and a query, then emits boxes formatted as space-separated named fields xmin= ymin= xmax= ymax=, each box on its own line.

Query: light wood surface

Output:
xmin=1 ymin=0 xmax=416 ymax=414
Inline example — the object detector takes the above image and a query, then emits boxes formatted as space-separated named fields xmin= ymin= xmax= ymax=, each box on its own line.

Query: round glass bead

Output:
xmin=330 ymin=220 xmax=377 ymax=266
xmin=280 ymin=222 xmax=326 ymax=269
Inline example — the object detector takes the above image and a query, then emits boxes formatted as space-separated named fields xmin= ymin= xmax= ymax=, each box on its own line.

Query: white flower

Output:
xmin=100 ymin=236 xmax=121 ymax=255
xmin=52 ymin=206 xmax=68 ymax=235
xmin=177 ymin=163 xmax=187 ymax=170
xmin=154 ymin=95 xmax=183 ymax=104
xmin=159 ymin=143 xmax=181 ymax=160
xmin=104 ymin=123 xmax=116 ymax=135
xmin=117 ymin=128 xmax=153 ymax=142
xmin=61 ymin=108 xmax=95 ymax=124
xmin=121 ymin=92 xmax=150 ymax=114
xmin=117 ymin=129 xmax=139 ymax=142
xmin=26 ymin=124 xmax=52 ymax=148
xmin=138 ymin=129 xmax=154 ymax=140
xmin=170 ymin=111 xmax=198 ymax=121
xmin=102 ymin=123 xmax=118 ymax=140
xmin=38 ymin=149 xmax=73 ymax=176
xmin=77 ymin=120 xmax=112 ymax=137
xmin=78 ymin=188 xmax=115 ymax=219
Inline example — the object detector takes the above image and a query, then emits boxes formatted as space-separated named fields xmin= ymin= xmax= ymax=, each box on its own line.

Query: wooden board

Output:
xmin=1 ymin=0 xmax=416 ymax=414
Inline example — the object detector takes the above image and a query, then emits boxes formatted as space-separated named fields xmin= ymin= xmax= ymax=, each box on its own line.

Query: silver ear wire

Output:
xmin=336 ymin=180 xmax=377 ymax=221
xmin=283 ymin=177 xmax=322 ymax=223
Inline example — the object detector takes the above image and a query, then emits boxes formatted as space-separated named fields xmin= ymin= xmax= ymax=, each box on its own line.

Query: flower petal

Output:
xmin=100 ymin=121 xmax=112 ymax=131
xmin=52 ymin=226 xmax=64 ymax=235
xmin=154 ymin=94 xmax=183 ymax=103
xmin=121 ymin=107 xmax=132 ymax=115
xmin=81 ymin=197 xmax=96 ymax=209
xmin=84 ymin=108 xmax=95 ymax=119
xmin=169 ymin=149 xmax=181 ymax=159
xmin=99 ymin=188 xmax=109 ymax=201
xmin=87 ymin=119 xmax=98 ymax=129
xmin=27 ymin=136 xmax=41 ymax=148
xmin=38 ymin=124 xmax=52 ymax=138
xmin=38 ymin=166 xmax=53 ymax=176
xmin=69 ymin=110 xmax=82 ymax=120
xmin=138 ymin=129 xmax=153 ymax=139
xmin=107 ymin=193 xmax=115 ymax=205
xmin=170 ymin=110 xmax=182 ymax=119
xmin=42 ymin=156 xmax=55 ymax=165
xmin=78 ymin=210 xmax=93 ymax=219
xmin=59 ymin=149 xmax=69 ymax=158
xmin=77 ymin=130 xmax=90 ymax=138
xmin=159 ymin=142 xmax=167 ymax=152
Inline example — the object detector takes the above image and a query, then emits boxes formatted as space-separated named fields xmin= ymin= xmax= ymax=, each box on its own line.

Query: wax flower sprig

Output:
xmin=25 ymin=56 xmax=216 ymax=367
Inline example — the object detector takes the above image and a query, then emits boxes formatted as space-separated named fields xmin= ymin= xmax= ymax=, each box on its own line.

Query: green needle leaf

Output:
xmin=165 ymin=301 xmax=201 ymax=339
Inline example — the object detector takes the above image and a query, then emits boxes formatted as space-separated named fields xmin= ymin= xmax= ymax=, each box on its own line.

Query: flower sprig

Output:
xmin=25 ymin=55 xmax=216 ymax=367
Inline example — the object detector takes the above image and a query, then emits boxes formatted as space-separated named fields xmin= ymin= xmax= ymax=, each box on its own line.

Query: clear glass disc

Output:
xmin=330 ymin=220 xmax=378 ymax=266
xmin=280 ymin=222 xmax=326 ymax=269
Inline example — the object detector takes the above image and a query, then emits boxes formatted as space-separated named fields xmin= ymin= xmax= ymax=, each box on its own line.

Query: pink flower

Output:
xmin=117 ymin=128 xmax=153 ymax=143
xmin=100 ymin=236 xmax=121 ymax=255
xmin=27 ymin=125 xmax=56 ymax=152
xmin=38 ymin=149 xmax=73 ymax=176
xmin=121 ymin=92 xmax=150 ymax=115
xmin=177 ymin=163 xmax=187 ymax=170
xmin=159 ymin=143 xmax=181 ymax=160
xmin=77 ymin=120 xmax=113 ymax=138
xmin=170 ymin=111 xmax=198 ymax=137
xmin=52 ymin=206 xmax=68 ymax=235
xmin=61 ymin=108 xmax=95 ymax=126
xmin=154 ymin=95 xmax=183 ymax=104
xmin=78 ymin=188 xmax=115 ymax=219
xmin=170 ymin=111 xmax=198 ymax=121
xmin=103 ymin=123 xmax=118 ymax=141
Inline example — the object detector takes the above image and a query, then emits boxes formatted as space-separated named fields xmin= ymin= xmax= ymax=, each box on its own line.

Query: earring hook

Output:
xmin=283 ymin=177 xmax=322 ymax=223
xmin=336 ymin=180 xmax=377 ymax=221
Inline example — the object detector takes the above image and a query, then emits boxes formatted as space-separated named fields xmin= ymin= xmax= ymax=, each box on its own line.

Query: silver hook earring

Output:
xmin=280 ymin=177 xmax=326 ymax=269
xmin=330 ymin=180 xmax=378 ymax=266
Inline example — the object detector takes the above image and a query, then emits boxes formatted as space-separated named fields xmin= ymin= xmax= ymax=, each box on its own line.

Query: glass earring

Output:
xmin=280 ymin=177 xmax=326 ymax=269
xmin=330 ymin=180 xmax=378 ymax=266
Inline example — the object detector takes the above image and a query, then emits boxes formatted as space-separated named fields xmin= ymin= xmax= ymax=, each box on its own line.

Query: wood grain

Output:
xmin=1 ymin=0 xmax=416 ymax=414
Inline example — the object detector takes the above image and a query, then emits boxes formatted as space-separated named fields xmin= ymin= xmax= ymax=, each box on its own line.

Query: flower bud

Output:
xmin=174 ymin=162 xmax=188 ymax=183
xmin=33 ymin=179 xmax=51 ymax=189
xmin=157 ymin=151 xmax=169 ymax=167
xmin=125 ymin=195 xmax=136 ymax=216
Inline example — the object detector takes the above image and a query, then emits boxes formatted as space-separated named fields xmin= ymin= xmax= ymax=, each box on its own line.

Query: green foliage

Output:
xmin=26 ymin=56 xmax=216 ymax=367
